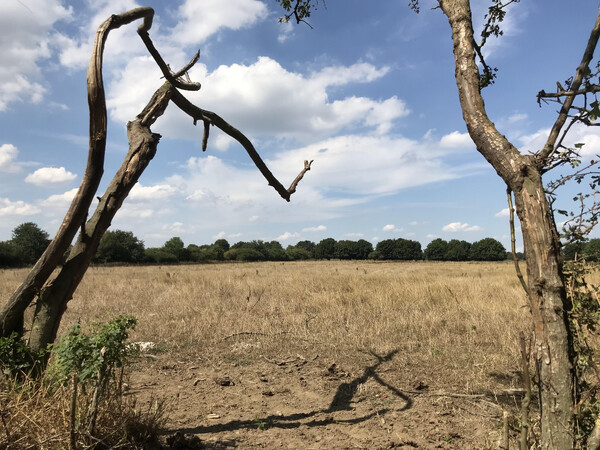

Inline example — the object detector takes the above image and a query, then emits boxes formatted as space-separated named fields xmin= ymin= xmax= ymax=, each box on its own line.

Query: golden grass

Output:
xmin=2 ymin=260 xmax=535 ymax=394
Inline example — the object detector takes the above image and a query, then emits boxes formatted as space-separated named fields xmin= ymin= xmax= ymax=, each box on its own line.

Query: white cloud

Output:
xmin=440 ymin=131 xmax=473 ymax=148
xmin=168 ymin=0 xmax=267 ymax=46
xmin=249 ymin=215 xmax=259 ymax=222
xmin=42 ymin=188 xmax=78 ymax=209
xmin=519 ymin=124 xmax=600 ymax=157
xmin=0 ymin=0 xmax=72 ymax=109
xmin=382 ymin=224 xmax=403 ymax=232
xmin=0 ymin=198 xmax=41 ymax=216
xmin=409 ymin=221 xmax=419 ymax=226
xmin=25 ymin=167 xmax=77 ymax=186
xmin=0 ymin=144 xmax=21 ymax=173
xmin=107 ymin=57 xmax=406 ymax=142
xmin=276 ymin=231 xmax=299 ymax=241
xmin=277 ymin=21 xmax=293 ymax=43
xmin=442 ymin=222 xmax=482 ymax=232
xmin=495 ymin=208 xmax=510 ymax=218
xmin=302 ymin=225 xmax=326 ymax=232
xmin=129 ymin=183 xmax=177 ymax=201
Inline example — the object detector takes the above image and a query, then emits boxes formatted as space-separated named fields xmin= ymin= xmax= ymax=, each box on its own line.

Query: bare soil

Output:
xmin=128 ymin=343 xmax=522 ymax=449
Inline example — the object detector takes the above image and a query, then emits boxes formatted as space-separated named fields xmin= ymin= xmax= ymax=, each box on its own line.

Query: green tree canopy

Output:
xmin=445 ymin=239 xmax=471 ymax=261
xmin=95 ymin=230 xmax=145 ymax=263
xmin=424 ymin=238 xmax=448 ymax=261
xmin=11 ymin=222 xmax=50 ymax=266
xmin=469 ymin=238 xmax=507 ymax=261
xmin=314 ymin=238 xmax=336 ymax=260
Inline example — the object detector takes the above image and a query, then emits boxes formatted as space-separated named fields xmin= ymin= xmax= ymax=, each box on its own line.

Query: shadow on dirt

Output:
xmin=163 ymin=349 xmax=410 ymax=447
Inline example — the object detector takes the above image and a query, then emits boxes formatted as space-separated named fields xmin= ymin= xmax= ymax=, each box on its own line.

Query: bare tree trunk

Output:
xmin=0 ymin=8 xmax=156 ymax=339
xmin=438 ymin=1 xmax=574 ymax=447
xmin=28 ymin=86 xmax=170 ymax=352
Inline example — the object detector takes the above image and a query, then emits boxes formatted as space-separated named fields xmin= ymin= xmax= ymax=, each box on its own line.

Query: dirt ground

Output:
xmin=128 ymin=343 xmax=522 ymax=449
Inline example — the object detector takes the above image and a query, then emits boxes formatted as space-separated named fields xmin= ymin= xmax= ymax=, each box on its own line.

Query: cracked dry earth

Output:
xmin=128 ymin=348 xmax=514 ymax=449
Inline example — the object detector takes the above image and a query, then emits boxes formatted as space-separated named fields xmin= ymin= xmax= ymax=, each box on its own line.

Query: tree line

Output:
xmin=0 ymin=221 xmax=550 ymax=267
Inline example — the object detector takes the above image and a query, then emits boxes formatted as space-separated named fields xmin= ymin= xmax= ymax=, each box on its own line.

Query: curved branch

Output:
xmin=169 ymin=87 xmax=311 ymax=202
xmin=537 ymin=5 xmax=600 ymax=166
xmin=1 ymin=7 xmax=156 ymax=338
xmin=137 ymin=29 xmax=201 ymax=91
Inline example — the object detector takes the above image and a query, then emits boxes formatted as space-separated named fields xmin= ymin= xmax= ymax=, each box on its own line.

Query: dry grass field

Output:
xmin=1 ymin=261 xmax=544 ymax=448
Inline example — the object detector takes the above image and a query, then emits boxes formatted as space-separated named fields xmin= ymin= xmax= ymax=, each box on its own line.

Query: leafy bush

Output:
xmin=0 ymin=332 xmax=47 ymax=377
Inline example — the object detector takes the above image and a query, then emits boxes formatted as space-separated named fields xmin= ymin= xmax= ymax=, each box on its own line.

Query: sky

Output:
xmin=1 ymin=0 xmax=599 ymax=251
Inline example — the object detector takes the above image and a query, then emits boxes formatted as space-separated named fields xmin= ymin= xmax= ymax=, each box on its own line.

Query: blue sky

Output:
xmin=0 ymin=0 xmax=598 ymax=250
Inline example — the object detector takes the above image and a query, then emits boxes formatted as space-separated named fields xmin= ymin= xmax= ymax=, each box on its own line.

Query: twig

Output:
xmin=170 ymin=87 xmax=312 ymax=202
xmin=223 ymin=331 xmax=290 ymax=340
xmin=519 ymin=332 xmax=532 ymax=450
xmin=502 ymin=410 xmax=510 ymax=450
xmin=507 ymin=188 xmax=529 ymax=296
xmin=70 ymin=374 xmax=78 ymax=450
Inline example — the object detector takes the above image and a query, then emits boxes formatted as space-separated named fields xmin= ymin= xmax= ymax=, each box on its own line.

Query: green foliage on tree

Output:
xmin=583 ymin=238 xmax=600 ymax=262
xmin=562 ymin=242 xmax=585 ymax=261
xmin=0 ymin=241 xmax=21 ymax=268
xmin=163 ymin=237 xmax=190 ymax=262
xmin=285 ymin=246 xmax=312 ymax=260
xmin=375 ymin=238 xmax=422 ymax=260
xmin=445 ymin=239 xmax=472 ymax=261
xmin=334 ymin=239 xmax=373 ymax=260
xmin=11 ymin=222 xmax=50 ymax=266
xmin=144 ymin=248 xmax=178 ymax=264
xmin=314 ymin=238 xmax=336 ymax=260
xmin=295 ymin=240 xmax=316 ymax=258
xmin=213 ymin=239 xmax=230 ymax=253
xmin=94 ymin=230 xmax=145 ymax=263
xmin=469 ymin=238 xmax=507 ymax=261
xmin=424 ymin=238 xmax=448 ymax=261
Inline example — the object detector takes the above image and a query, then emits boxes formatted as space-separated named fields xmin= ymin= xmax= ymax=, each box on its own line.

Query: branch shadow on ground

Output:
xmin=166 ymin=349 xmax=411 ymax=440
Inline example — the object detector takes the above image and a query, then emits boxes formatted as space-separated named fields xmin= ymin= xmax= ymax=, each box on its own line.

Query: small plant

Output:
xmin=254 ymin=417 xmax=267 ymax=430
xmin=49 ymin=315 xmax=138 ymax=436
xmin=0 ymin=332 xmax=47 ymax=378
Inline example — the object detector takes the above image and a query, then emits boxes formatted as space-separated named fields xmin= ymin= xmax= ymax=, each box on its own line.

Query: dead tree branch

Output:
xmin=170 ymin=88 xmax=311 ymax=201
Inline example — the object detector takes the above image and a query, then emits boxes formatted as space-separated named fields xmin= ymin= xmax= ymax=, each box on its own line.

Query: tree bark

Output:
xmin=28 ymin=84 xmax=170 ymax=352
xmin=0 ymin=8 xmax=155 ymax=339
xmin=439 ymin=1 xmax=574 ymax=448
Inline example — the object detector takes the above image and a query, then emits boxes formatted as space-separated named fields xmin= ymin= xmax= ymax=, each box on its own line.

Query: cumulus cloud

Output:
xmin=107 ymin=57 xmax=406 ymax=142
xmin=382 ymin=224 xmax=403 ymax=232
xmin=302 ymin=225 xmax=326 ymax=232
xmin=442 ymin=222 xmax=482 ymax=232
xmin=25 ymin=167 xmax=77 ymax=186
xmin=519 ymin=124 xmax=600 ymax=157
xmin=0 ymin=0 xmax=72 ymax=109
xmin=129 ymin=183 xmax=178 ymax=201
xmin=0 ymin=144 xmax=21 ymax=173
xmin=169 ymin=0 xmax=267 ymax=45
xmin=0 ymin=198 xmax=41 ymax=216
xmin=344 ymin=232 xmax=364 ymax=238
xmin=495 ymin=208 xmax=510 ymax=218
xmin=42 ymin=187 xmax=78 ymax=209
xmin=440 ymin=131 xmax=473 ymax=148
xmin=276 ymin=231 xmax=299 ymax=241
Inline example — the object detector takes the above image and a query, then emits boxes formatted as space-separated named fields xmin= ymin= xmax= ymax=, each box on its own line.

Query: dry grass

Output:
xmin=5 ymin=261 xmax=531 ymax=391
xmin=0 ymin=260 xmax=540 ymax=447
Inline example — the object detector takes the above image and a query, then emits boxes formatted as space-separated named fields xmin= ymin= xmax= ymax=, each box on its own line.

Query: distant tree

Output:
xmin=424 ymin=238 xmax=448 ymax=261
xmin=562 ymin=242 xmax=585 ymax=261
xmin=94 ymin=230 xmax=145 ymax=263
xmin=286 ymin=246 xmax=312 ymax=260
xmin=0 ymin=242 xmax=21 ymax=268
xmin=225 ymin=247 xmax=264 ymax=261
xmin=355 ymin=239 xmax=374 ymax=259
xmin=264 ymin=241 xmax=287 ymax=261
xmin=295 ymin=240 xmax=316 ymax=258
xmin=163 ymin=237 xmax=190 ymax=262
xmin=334 ymin=240 xmax=356 ymax=260
xmin=188 ymin=244 xmax=224 ymax=262
xmin=445 ymin=239 xmax=471 ymax=261
xmin=11 ymin=222 xmax=50 ymax=266
xmin=213 ymin=239 xmax=230 ymax=253
xmin=584 ymin=238 xmax=600 ymax=262
xmin=144 ymin=248 xmax=178 ymax=264
xmin=314 ymin=238 xmax=336 ymax=260
xmin=375 ymin=239 xmax=396 ymax=260
xmin=394 ymin=238 xmax=422 ymax=260
xmin=469 ymin=238 xmax=507 ymax=261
